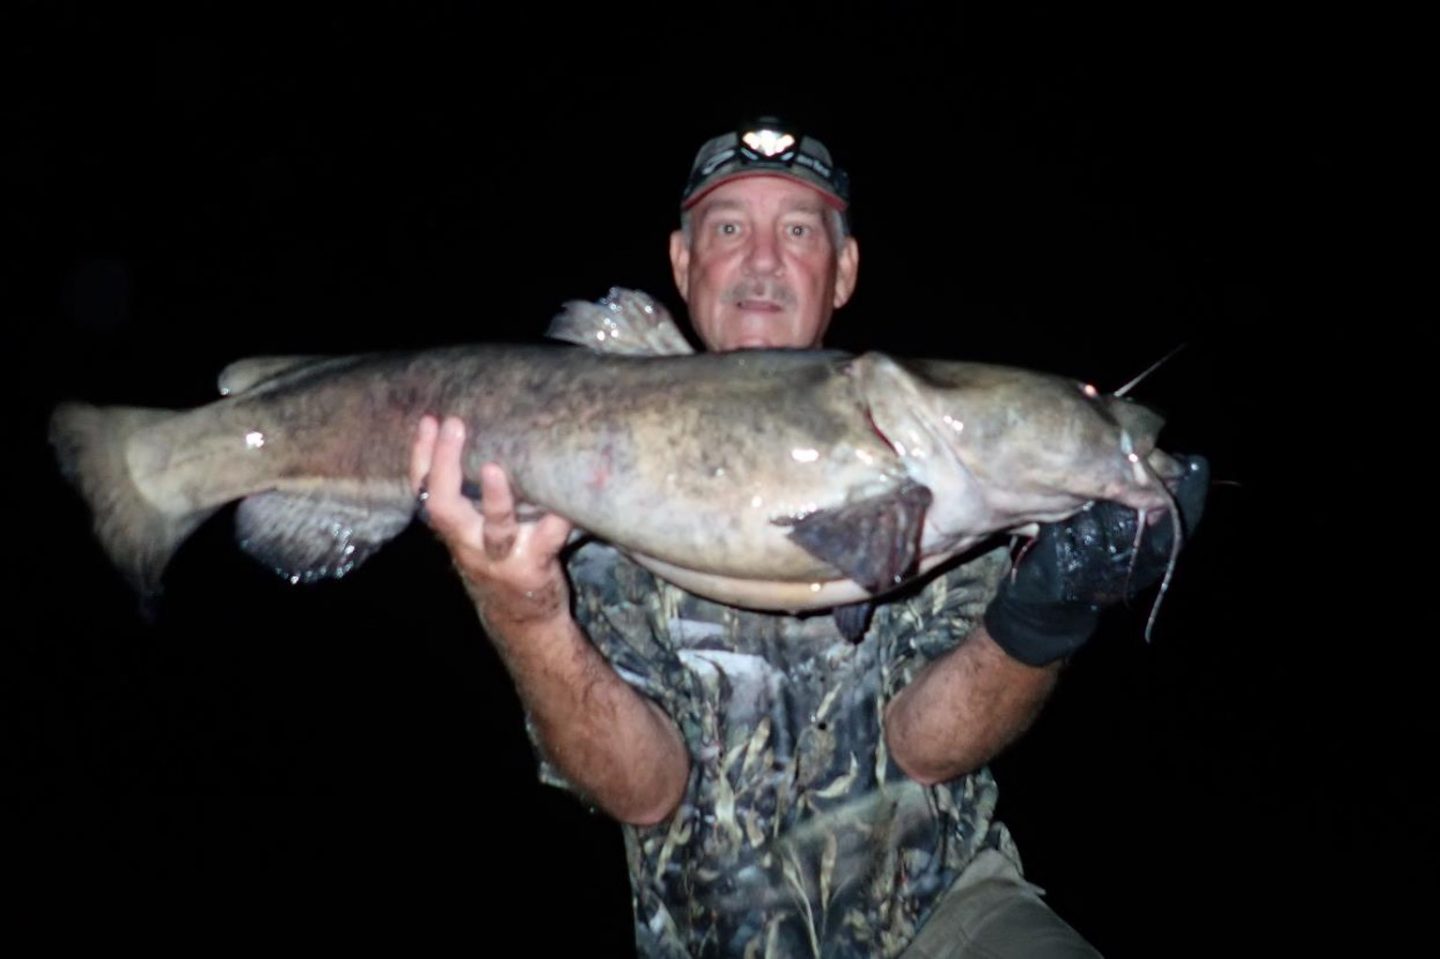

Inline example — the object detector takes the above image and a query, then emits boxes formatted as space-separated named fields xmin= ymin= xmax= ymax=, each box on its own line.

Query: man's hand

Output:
xmin=886 ymin=455 xmax=1210 ymax=784
xmin=984 ymin=453 xmax=1211 ymax=666
xmin=408 ymin=414 xmax=690 ymax=824
xmin=409 ymin=414 xmax=575 ymax=630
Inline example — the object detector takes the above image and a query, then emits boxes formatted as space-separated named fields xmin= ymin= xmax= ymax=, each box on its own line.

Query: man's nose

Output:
xmin=743 ymin=230 xmax=781 ymax=275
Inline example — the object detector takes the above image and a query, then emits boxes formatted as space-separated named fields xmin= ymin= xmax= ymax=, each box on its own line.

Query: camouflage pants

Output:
xmin=899 ymin=851 xmax=1103 ymax=958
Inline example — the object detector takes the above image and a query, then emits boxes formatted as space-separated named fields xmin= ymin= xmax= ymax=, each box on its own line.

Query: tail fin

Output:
xmin=49 ymin=402 xmax=218 ymax=599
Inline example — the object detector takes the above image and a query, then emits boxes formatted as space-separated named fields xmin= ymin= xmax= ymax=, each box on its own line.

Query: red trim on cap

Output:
xmin=681 ymin=171 xmax=848 ymax=212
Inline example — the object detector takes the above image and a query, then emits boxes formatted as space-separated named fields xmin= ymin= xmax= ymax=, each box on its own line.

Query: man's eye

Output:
xmin=787 ymin=224 xmax=812 ymax=238
xmin=717 ymin=223 xmax=740 ymax=236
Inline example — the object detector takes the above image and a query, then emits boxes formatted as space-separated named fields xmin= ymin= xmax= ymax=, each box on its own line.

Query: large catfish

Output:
xmin=49 ymin=289 xmax=1187 ymax=637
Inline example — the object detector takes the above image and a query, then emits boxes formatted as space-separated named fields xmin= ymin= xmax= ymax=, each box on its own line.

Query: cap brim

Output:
xmin=681 ymin=170 xmax=848 ymax=212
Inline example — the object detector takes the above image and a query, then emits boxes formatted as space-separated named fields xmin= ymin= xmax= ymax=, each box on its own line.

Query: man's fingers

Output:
xmin=430 ymin=416 xmax=465 ymax=494
xmin=423 ymin=416 xmax=484 ymax=538
xmin=533 ymin=513 xmax=576 ymax=556
xmin=479 ymin=462 xmax=519 ymax=560
xmin=409 ymin=414 xmax=439 ymax=495
xmin=1173 ymin=454 xmax=1210 ymax=536
xmin=415 ymin=416 xmax=569 ymax=570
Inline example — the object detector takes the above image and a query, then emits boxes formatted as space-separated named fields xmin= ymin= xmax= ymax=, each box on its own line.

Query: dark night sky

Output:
xmin=5 ymin=3 xmax=1423 ymax=953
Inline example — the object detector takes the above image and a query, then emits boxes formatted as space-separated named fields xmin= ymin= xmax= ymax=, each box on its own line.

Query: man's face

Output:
xmin=670 ymin=175 xmax=860 ymax=352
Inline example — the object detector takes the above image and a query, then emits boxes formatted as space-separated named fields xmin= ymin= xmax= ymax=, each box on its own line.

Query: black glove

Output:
xmin=984 ymin=454 xmax=1210 ymax=666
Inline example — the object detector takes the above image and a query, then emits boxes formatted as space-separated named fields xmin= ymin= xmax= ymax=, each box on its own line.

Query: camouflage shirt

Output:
xmin=526 ymin=541 xmax=1023 ymax=958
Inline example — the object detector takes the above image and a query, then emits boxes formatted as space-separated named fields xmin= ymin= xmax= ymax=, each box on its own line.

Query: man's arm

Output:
xmin=411 ymin=415 xmax=689 ymax=826
xmin=884 ymin=625 xmax=1058 ymax=785
xmin=886 ymin=453 xmax=1210 ymax=786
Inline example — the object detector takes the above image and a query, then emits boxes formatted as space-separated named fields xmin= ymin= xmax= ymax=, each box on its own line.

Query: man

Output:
xmin=409 ymin=119 xmax=1205 ymax=957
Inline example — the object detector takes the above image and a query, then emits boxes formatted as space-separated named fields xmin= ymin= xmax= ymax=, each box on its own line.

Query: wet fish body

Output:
xmin=49 ymin=291 xmax=1183 ymax=622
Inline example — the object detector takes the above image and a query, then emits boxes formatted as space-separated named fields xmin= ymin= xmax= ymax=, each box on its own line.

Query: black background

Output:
xmin=5 ymin=3 xmax=1424 ymax=953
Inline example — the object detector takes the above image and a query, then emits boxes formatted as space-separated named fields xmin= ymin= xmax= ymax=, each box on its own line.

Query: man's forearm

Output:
xmin=409 ymin=419 xmax=689 ymax=827
xmin=884 ymin=623 xmax=1059 ymax=785
xmin=478 ymin=604 xmax=690 ymax=827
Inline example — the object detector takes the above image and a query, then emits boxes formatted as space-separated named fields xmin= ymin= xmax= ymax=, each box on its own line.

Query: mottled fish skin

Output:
xmin=49 ymin=291 xmax=1184 ymax=612
xmin=126 ymin=346 xmax=909 ymax=577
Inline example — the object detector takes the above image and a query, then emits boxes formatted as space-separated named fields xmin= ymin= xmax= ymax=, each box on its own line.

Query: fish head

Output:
xmin=861 ymin=355 xmax=1180 ymax=538
xmin=852 ymin=354 xmax=1008 ymax=550
xmin=1101 ymin=393 xmax=1185 ymax=490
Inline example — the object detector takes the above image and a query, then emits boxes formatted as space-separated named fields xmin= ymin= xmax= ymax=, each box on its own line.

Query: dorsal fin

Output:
xmin=546 ymin=288 xmax=695 ymax=356
xmin=218 ymin=356 xmax=324 ymax=396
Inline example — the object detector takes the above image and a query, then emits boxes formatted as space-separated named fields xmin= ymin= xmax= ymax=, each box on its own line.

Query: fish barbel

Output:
xmin=49 ymin=289 xmax=1186 ymax=632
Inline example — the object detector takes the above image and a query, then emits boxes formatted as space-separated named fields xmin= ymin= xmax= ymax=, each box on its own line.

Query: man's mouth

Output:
xmin=736 ymin=299 xmax=784 ymax=313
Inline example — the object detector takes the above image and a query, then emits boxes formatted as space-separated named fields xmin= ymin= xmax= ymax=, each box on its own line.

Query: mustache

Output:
xmin=724 ymin=280 xmax=796 ymax=308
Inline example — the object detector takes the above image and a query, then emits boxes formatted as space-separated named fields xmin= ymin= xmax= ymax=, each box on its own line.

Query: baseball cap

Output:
xmin=680 ymin=117 xmax=851 ymax=213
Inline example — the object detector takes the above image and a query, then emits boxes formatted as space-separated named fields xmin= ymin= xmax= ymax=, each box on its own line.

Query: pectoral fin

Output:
xmin=235 ymin=488 xmax=413 ymax=583
xmin=777 ymin=481 xmax=933 ymax=595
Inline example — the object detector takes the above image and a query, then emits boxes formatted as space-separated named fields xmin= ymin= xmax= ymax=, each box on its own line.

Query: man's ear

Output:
xmin=669 ymin=230 xmax=691 ymax=300
xmin=833 ymin=236 xmax=859 ymax=308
